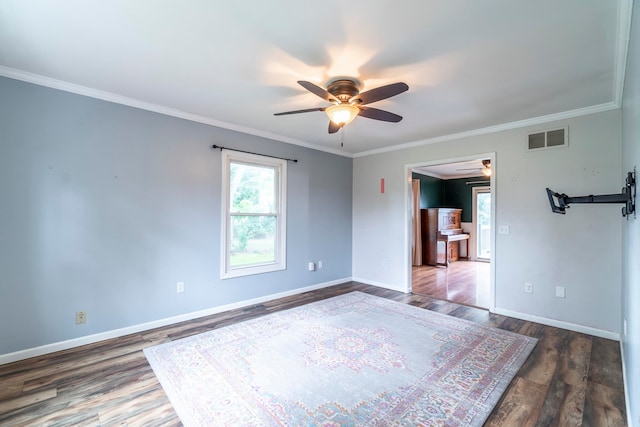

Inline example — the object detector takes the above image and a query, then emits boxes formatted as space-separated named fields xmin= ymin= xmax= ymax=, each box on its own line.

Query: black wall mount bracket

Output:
xmin=546 ymin=167 xmax=636 ymax=218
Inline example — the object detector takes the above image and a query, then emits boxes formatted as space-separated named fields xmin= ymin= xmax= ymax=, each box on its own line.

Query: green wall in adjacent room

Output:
xmin=412 ymin=173 xmax=490 ymax=223
xmin=412 ymin=173 xmax=443 ymax=208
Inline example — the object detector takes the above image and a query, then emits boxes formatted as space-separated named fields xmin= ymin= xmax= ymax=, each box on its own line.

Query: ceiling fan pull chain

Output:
xmin=341 ymin=127 xmax=345 ymax=147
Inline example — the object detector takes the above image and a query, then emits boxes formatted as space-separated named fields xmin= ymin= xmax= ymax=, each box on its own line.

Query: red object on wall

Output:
xmin=380 ymin=178 xmax=385 ymax=194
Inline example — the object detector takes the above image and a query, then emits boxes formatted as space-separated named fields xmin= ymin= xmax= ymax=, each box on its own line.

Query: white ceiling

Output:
xmin=0 ymin=1 xmax=631 ymax=156
xmin=414 ymin=159 xmax=490 ymax=180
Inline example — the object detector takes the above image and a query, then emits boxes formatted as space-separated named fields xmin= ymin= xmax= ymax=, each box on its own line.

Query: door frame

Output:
xmin=404 ymin=152 xmax=496 ymax=312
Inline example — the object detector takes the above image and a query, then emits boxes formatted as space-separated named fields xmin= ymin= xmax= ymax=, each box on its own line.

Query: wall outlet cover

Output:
xmin=75 ymin=311 xmax=87 ymax=324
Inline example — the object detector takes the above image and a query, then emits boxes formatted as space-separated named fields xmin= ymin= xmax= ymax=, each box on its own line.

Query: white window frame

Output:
xmin=221 ymin=150 xmax=287 ymax=279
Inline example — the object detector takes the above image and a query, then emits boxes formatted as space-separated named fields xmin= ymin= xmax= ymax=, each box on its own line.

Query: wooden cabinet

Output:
xmin=421 ymin=208 xmax=468 ymax=267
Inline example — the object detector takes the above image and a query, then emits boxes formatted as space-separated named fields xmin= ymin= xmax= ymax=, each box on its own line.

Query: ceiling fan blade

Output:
xmin=274 ymin=107 xmax=326 ymax=116
xmin=355 ymin=82 xmax=408 ymax=105
xmin=328 ymin=121 xmax=342 ymax=134
xmin=358 ymin=107 xmax=403 ymax=123
xmin=298 ymin=81 xmax=337 ymax=102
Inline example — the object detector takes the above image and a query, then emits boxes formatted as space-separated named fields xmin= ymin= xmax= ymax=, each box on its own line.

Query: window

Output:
xmin=221 ymin=151 xmax=286 ymax=279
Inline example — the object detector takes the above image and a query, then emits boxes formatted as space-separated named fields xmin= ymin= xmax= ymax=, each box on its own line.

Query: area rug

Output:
xmin=144 ymin=291 xmax=537 ymax=426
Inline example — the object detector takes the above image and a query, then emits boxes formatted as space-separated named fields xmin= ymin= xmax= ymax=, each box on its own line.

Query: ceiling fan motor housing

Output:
xmin=326 ymin=78 xmax=362 ymax=104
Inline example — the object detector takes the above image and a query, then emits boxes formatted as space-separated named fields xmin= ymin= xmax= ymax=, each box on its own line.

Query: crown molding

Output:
xmin=0 ymin=64 xmax=621 ymax=160
xmin=0 ymin=66 xmax=353 ymax=158
xmin=353 ymin=102 xmax=620 ymax=158
xmin=613 ymin=0 xmax=634 ymax=106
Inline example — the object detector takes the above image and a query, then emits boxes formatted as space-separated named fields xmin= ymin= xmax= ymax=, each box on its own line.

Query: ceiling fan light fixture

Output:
xmin=325 ymin=104 xmax=359 ymax=126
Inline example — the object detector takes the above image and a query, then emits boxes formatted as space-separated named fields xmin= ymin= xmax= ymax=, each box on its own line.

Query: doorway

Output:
xmin=407 ymin=154 xmax=495 ymax=311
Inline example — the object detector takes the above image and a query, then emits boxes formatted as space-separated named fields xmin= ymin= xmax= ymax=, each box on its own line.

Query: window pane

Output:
xmin=477 ymin=192 xmax=491 ymax=259
xmin=230 ymin=162 xmax=275 ymax=213
xmin=229 ymin=215 xmax=276 ymax=268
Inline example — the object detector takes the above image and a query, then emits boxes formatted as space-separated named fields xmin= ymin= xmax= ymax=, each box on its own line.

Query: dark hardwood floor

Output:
xmin=0 ymin=282 xmax=627 ymax=426
xmin=412 ymin=260 xmax=490 ymax=308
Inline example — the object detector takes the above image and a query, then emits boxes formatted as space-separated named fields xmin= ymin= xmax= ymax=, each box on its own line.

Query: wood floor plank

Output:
xmin=519 ymin=326 xmax=564 ymax=386
xmin=485 ymin=376 xmax=548 ymax=426
xmin=498 ymin=317 xmax=528 ymax=333
xmin=0 ymin=379 xmax=24 ymax=401
xmin=0 ymin=281 xmax=628 ymax=426
xmin=588 ymin=337 xmax=624 ymax=390
xmin=535 ymin=379 xmax=586 ymax=427
xmin=22 ymin=351 xmax=143 ymax=393
xmin=0 ymin=388 xmax=57 ymax=415
xmin=583 ymin=382 xmax=627 ymax=427
xmin=97 ymin=386 xmax=178 ymax=426
xmin=556 ymin=333 xmax=592 ymax=388
xmin=0 ymin=334 xmax=149 ymax=385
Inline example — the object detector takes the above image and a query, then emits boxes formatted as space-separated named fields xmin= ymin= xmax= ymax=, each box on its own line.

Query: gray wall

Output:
xmin=353 ymin=110 xmax=622 ymax=334
xmin=0 ymin=77 xmax=352 ymax=356
xmin=621 ymin=3 xmax=639 ymax=424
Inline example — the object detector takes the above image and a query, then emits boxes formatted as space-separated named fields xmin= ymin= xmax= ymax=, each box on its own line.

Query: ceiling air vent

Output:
xmin=528 ymin=127 xmax=568 ymax=150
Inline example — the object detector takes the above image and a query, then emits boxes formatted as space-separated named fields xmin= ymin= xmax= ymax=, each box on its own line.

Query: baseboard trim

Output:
xmin=0 ymin=278 xmax=350 ymax=366
xmin=620 ymin=341 xmax=634 ymax=427
xmin=494 ymin=308 xmax=620 ymax=341
xmin=351 ymin=277 xmax=408 ymax=293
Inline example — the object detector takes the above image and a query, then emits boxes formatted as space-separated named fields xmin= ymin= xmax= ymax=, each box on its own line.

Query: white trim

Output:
xmin=354 ymin=102 xmax=619 ymax=158
xmin=0 ymin=65 xmax=350 ymax=158
xmin=494 ymin=307 xmax=620 ymax=341
xmin=405 ymin=153 xmax=496 ymax=312
xmin=0 ymin=66 xmax=626 ymax=161
xmin=351 ymin=277 xmax=408 ymax=293
xmin=620 ymin=341 xmax=635 ymax=427
xmin=220 ymin=151 xmax=287 ymax=279
xmin=614 ymin=0 xmax=634 ymax=106
xmin=0 ymin=278 xmax=350 ymax=366
xmin=412 ymin=169 xmax=450 ymax=180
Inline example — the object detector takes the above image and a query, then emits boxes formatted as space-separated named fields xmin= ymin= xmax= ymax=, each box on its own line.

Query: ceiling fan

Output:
xmin=274 ymin=77 xmax=409 ymax=133
xmin=457 ymin=160 xmax=492 ymax=177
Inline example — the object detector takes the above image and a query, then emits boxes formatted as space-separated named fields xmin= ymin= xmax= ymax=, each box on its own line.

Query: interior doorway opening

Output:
xmin=407 ymin=154 xmax=495 ymax=311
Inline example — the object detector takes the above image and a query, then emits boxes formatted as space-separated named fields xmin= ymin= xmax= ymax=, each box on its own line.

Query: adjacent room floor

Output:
xmin=412 ymin=260 xmax=490 ymax=308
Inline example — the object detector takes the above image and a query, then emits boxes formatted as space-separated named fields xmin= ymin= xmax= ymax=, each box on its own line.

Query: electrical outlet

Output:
xmin=382 ymin=260 xmax=388 ymax=269
xmin=498 ymin=225 xmax=510 ymax=235
xmin=308 ymin=262 xmax=315 ymax=271
xmin=76 ymin=311 xmax=87 ymax=324
xmin=318 ymin=260 xmax=323 ymax=269
xmin=524 ymin=282 xmax=533 ymax=293
xmin=177 ymin=282 xmax=185 ymax=293
xmin=555 ymin=286 xmax=566 ymax=298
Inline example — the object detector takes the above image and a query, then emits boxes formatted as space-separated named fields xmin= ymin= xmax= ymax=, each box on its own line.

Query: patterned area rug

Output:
xmin=144 ymin=292 xmax=537 ymax=426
